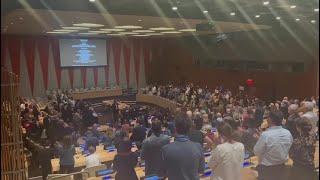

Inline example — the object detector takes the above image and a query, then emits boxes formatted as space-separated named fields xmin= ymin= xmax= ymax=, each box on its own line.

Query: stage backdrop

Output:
xmin=1 ymin=36 xmax=153 ymax=97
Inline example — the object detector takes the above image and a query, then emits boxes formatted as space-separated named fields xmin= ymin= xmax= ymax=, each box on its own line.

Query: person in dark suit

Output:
xmin=38 ymin=140 xmax=53 ymax=180
xmin=130 ymin=119 xmax=146 ymax=150
xmin=161 ymin=113 xmax=205 ymax=180
xmin=113 ymin=137 xmax=138 ymax=180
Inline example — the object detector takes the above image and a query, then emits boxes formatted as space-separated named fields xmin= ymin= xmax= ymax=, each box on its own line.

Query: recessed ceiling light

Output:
xmin=203 ymin=10 xmax=208 ymax=14
xmin=314 ymin=8 xmax=319 ymax=12
xmin=172 ymin=6 xmax=178 ymax=11
xmin=295 ymin=18 xmax=300 ymax=21
xmin=138 ymin=19 xmax=142 ymax=22
xmin=146 ymin=33 xmax=164 ymax=36
xmin=10 ymin=22 xmax=13 ymax=25
xmin=114 ymin=25 xmax=143 ymax=29
xmin=100 ymin=28 xmax=125 ymax=32
xmin=53 ymin=29 xmax=78 ymax=32
xmin=161 ymin=31 xmax=182 ymax=34
xmin=119 ymin=32 xmax=140 ymax=35
xmin=73 ymin=23 xmax=104 ymax=27
xmin=132 ymin=35 xmax=151 ymax=37
xmin=88 ymin=31 xmax=111 ymax=33
xmin=230 ymin=12 xmax=236 ymax=16
xmin=107 ymin=34 xmax=124 ymax=36
xmin=276 ymin=17 xmax=281 ymax=20
xmin=79 ymin=32 xmax=99 ymax=35
xmin=47 ymin=31 xmax=70 ymax=34
xmin=179 ymin=29 xmax=196 ymax=32
xmin=19 ymin=17 xmax=23 ymax=20
xmin=263 ymin=1 xmax=269 ymax=5
xmin=149 ymin=27 xmax=175 ymax=31
xmin=311 ymin=20 xmax=316 ymax=24
xmin=255 ymin=15 xmax=261 ymax=18
xmin=132 ymin=30 xmax=155 ymax=33
xmin=290 ymin=5 xmax=296 ymax=9
xmin=89 ymin=0 xmax=95 ymax=2
xmin=62 ymin=26 xmax=90 ymax=30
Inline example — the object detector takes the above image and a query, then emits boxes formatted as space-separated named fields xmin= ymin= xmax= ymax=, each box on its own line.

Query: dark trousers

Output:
xmin=60 ymin=164 xmax=74 ymax=174
xmin=257 ymin=164 xmax=290 ymax=180
xmin=289 ymin=164 xmax=318 ymax=180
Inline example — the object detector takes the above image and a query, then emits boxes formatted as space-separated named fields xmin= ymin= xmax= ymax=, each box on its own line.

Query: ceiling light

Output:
xmin=203 ymin=10 xmax=208 ymax=14
xmin=172 ymin=6 xmax=178 ymax=11
xmin=263 ymin=1 xmax=269 ymax=5
xmin=295 ymin=18 xmax=300 ymax=21
xmin=276 ymin=17 xmax=281 ymax=20
xmin=10 ymin=22 xmax=13 ymax=25
xmin=314 ymin=8 xmax=319 ymax=12
xmin=138 ymin=19 xmax=142 ymax=22
xmin=114 ymin=25 xmax=143 ymax=29
xmin=62 ymin=26 xmax=90 ymax=30
xmin=19 ymin=17 xmax=23 ymax=20
xmin=47 ymin=31 xmax=70 ymax=34
xmin=119 ymin=32 xmax=139 ymax=35
xmin=88 ymin=31 xmax=111 ymax=33
xmin=107 ymin=34 xmax=124 ymax=36
xmin=290 ymin=5 xmax=296 ymax=9
xmin=146 ymin=33 xmax=164 ymax=35
xmin=311 ymin=20 xmax=316 ymax=24
xmin=100 ymin=28 xmax=125 ymax=32
xmin=73 ymin=23 xmax=104 ymax=27
xmin=149 ymin=27 xmax=175 ymax=31
xmin=179 ymin=29 xmax=196 ymax=32
xmin=53 ymin=29 xmax=78 ymax=32
xmin=78 ymin=32 xmax=99 ymax=35
xmin=132 ymin=30 xmax=155 ymax=33
xmin=255 ymin=15 xmax=261 ymax=18
xmin=89 ymin=0 xmax=95 ymax=2
xmin=132 ymin=35 xmax=151 ymax=37
xmin=230 ymin=12 xmax=236 ymax=16
xmin=161 ymin=31 xmax=182 ymax=34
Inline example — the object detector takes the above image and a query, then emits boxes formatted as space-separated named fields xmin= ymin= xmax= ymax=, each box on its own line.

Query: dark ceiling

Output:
xmin=2 ymin=0 xmax=319 ymax=25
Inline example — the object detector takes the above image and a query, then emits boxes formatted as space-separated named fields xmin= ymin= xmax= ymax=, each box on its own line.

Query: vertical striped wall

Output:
xmin=1 ymin=36 xmax=153 ymax=97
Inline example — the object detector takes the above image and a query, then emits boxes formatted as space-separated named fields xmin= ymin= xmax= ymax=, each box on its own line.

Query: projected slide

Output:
xmin=59 ymin=39 xmax=107 ymax=67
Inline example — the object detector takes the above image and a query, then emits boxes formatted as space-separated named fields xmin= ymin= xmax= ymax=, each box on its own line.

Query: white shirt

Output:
xmin=208 ymin=142 xmax=244 ymax=180
xmin=254 ymin=126 xmax=293 ymax=166
xmin=85 ymin=153 xmax=100 ymax=168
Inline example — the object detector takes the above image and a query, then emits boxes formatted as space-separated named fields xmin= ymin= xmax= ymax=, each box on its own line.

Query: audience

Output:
xmin=208 ymin=122 xmax=245 ymax=180
xmin=254 ymin=110 xmax=293 ymax=180
xmin=161 ymin=113 xmax=205 ymax=180
xmin=21 ymin=84 xmax=318 ymax=180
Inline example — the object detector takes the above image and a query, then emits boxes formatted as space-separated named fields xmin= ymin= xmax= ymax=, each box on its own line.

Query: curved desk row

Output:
xmin=136 ymin=94 xmax=180 ymax=111
xmin=71 ymin=89 xmax=123 ymax=100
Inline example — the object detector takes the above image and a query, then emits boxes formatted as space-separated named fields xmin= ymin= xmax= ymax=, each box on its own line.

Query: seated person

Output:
xmin=85 ymin=145 xmax=101 ymax=168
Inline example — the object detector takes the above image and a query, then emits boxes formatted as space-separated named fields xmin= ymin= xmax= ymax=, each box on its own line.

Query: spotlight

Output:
xmin=230 ymin=12 xmax=236 ymax=16
xmin=314 ymin=8 xmax=319 ymax=12
xmin=295 ymin=18 xmax=300 ymax=21
xmin=255 ymin=15 xmax=261 ymax=18
xmin=311 ymin=20 xmax=316 ymax=24
xmin=203 ymin=10 xmax=208 ymax=14
xmin=263 ymin=1 xmax=269 ymax=5
xmin=290 ymin=5 xmax=296 ymax=9
xmin=172 ymin=6 xmax=178 ymax=11
xmin=276 ymin=17 xmax=281 ymax=20
xmin=89 ymin=0 xmax=95 ymax=2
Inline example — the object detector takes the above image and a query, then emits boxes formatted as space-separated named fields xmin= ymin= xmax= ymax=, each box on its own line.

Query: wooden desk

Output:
xmin=72 ymin=89 xmax=122 ymax=100
xmin=136 ymin=94 xmax=178 ymax=110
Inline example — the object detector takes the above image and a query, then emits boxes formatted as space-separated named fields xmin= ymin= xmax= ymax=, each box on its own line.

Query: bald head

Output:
xmin=288 ymin=104 xmax=298 ymax=114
